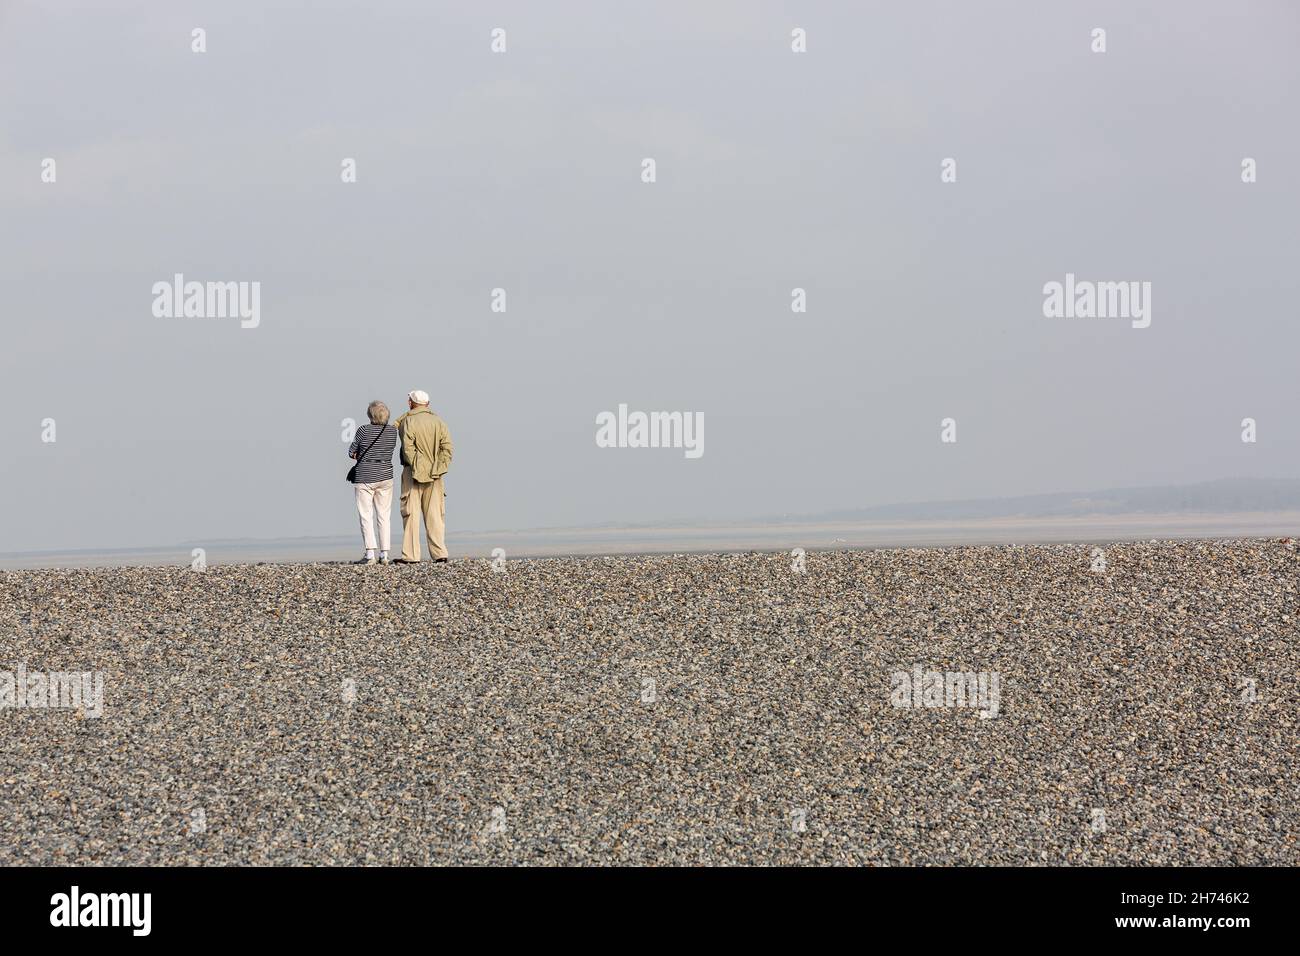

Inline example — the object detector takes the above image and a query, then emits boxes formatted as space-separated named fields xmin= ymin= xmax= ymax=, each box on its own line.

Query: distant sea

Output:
xmin=3 ymin=511 xmax=1298 ymax=570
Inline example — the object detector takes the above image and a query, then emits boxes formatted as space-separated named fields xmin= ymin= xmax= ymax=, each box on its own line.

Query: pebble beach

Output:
xmin=1 ymin=539 xmax=1296 ymax=865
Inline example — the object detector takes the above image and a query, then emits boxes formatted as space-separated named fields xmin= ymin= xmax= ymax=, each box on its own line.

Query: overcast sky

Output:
xmin=2 ymin=0 xmax=1298 ymax=553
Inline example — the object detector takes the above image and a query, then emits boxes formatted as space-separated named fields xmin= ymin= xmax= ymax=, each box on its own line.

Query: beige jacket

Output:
xmin=396 ymin=407 xmax=453 ymax=483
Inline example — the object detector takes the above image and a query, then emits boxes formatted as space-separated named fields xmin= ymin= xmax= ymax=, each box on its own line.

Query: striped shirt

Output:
xmin=347 ymin=423 xmax=397 ymax=483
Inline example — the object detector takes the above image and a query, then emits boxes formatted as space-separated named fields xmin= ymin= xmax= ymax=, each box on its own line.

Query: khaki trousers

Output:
xmin=399 ymin=467 xmax=447 ymax=560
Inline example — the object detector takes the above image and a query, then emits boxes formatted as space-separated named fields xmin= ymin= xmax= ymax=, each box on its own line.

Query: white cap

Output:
xmin=408 ymin=390 xmax=430 ymax=405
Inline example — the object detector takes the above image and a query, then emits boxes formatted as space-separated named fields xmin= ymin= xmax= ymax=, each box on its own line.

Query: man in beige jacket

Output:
xmin=394 ymin=390 xmax=454 ymax=563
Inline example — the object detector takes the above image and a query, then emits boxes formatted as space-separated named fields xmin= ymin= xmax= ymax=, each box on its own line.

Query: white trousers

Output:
xmin=354 ymin=479 xmax=394 ymax=551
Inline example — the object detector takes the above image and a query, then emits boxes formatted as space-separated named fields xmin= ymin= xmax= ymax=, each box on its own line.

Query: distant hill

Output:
xmin=800 ymin=478 xmax=1300 ymax=523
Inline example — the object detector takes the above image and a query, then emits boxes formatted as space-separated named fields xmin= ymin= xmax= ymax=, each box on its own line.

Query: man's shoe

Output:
xmin=393 ymin=558 xmax=419 ymax=564
xmin=433 ymin=557 xmax=449 ymax=564
xmin=353 ymin=557 xmax=377 ymax=566
xmin=379 ymin=556 xmax=390 ymax=565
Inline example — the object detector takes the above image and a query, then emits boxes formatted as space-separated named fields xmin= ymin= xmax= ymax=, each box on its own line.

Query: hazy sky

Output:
xmin=2 ymin=0 xmax=1298 ymax=553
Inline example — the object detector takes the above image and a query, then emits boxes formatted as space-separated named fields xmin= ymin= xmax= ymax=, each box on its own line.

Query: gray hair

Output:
xmin=366 ymin=401 xmax=390 ymax=425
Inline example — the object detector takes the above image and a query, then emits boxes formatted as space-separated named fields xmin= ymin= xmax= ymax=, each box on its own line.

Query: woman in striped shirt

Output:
xmin=348 ymin=401 xmax=399 ymax=565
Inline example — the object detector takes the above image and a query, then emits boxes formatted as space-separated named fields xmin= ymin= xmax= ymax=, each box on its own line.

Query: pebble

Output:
xmin=0 ymin=539 xmax=1295 ymax=864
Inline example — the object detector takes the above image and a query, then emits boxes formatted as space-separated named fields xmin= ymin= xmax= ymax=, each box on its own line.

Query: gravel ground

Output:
xmin=1 ymin=539 xmax=1296 ymax=865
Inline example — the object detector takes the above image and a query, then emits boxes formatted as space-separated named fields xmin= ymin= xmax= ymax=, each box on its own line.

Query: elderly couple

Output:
xmin=347 ymin=389 xmax=453 ymax=565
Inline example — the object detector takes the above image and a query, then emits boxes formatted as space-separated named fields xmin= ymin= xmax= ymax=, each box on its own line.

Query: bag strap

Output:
xmin=356 ymin=423 xmax=389 ymax=461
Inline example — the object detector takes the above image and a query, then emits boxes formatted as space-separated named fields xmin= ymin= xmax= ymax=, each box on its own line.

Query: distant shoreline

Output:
xmin=3 ymin=511 xmax=1298 ymax=570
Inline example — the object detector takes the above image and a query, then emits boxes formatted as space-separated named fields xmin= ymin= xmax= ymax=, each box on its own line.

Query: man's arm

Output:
xmin=435 ymin=422 xmax=454 ymax=475
xmin=401 ymin=421 xmax=416 ymax=469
